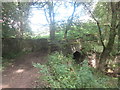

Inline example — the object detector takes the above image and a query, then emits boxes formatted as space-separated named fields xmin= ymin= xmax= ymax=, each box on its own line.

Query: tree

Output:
xmin=83 ymin=2 xmax=119 ymax=71
xmin=2 ymin=2 xmax=18 ymax=38
xmin=99 ymin=2 xmax=119 ymax=71
xmin=83 ymin=3 xmax=105 ymax=49
xmin=64 ymin=2 xmax=77 ymax=40
xmin=47 ymin=1 xmax=56 ymax=41
xmin=17 ymin=2 xmax=32 ymax=38
xmin=117 ymin=2 xmax=120 ymax=52
xmin=2 ymin=2 xmax=32 ymax=38
xmin=34 ymin=1 xmax=60 ymax=41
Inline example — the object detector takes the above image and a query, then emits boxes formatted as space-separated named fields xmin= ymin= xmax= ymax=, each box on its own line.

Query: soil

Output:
xmin=2 ymin=51 xmax=49 ymax=88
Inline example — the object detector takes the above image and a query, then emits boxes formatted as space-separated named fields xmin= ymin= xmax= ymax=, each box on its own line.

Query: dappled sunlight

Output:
xmin=2 ymin=1 xmax=119 ymax=88
xmin=71 ymin=46 xmax=76 ymax=52
xmin=15 ymin=69 xmax=25 ymax=73
xmin=88 ymin=53 xmax=97 ymax=68
xmin=71 ymin=44 xmax=81 ymax=53
xmin=90 ymin=59 xmax=96 ymax=68
xmin=107 ymin=69 xmax=114 ymax=73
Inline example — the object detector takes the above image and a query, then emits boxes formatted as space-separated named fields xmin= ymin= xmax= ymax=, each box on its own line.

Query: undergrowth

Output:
xmin=33 ymin=52 xmax=118 ymax=88
xmin=2 ymin=51 xmax=31 ymax=71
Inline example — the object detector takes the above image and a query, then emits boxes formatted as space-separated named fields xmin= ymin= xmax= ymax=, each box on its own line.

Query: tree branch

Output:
xmin=44 ymin=8 xmax=49 ymax=24
xmin=83 ymin=3 xmax=105 ymax=49
xmin=64 ymin=2 xmax=77 ymax=39
xmin=68 ymin=2 xmax=77 ymax=25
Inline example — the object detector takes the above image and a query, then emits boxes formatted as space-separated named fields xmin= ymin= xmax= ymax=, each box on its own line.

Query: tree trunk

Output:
xmin=50 ymin=23 xmax=55 ymax=41
xmin=64 ymin=25 xmax=69 ymax=40
xmin=48 ymin=2 xmax=55 ymax=41
xmin=99 ymin=2 xmax=118 ymax=71
xmin=64 ymin=2 xmax=76 ymax=40
xmin=118 ymin=21 xmax=120 ymax=52
xmin=117 ymin=2 xmax=120 ymax=52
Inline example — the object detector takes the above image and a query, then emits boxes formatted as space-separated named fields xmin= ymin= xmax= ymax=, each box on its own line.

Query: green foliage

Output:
xmin=33 ymin=52 xmax=118 ymax=88
xmin=1 ymin=58 xmax=14 ymax=71
xmin=55 ymin=31 xmax=64 ymax=40
xmin=31 ymin=35 xmax=49 ymax=39
xmin=3 ymin=52 xmax=18 ymax=59
xmin=82 ymin=41 xmax=103 ymax=53
xmin=2 ymin=51 xmax=31 ymax=71
xmin=3 ymin=50 xmax=30 ymax=59
xmin=2 ymin=2 xmax=32 ymax=38
xmin=93 ymin=2 xmax=111 ymax=23
xmin=67 ymin=23 xmax=99 ymax=41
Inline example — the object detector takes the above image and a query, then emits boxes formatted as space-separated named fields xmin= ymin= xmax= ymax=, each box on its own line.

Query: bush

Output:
xmin=33 ymin=52 xmax=118 ymax=88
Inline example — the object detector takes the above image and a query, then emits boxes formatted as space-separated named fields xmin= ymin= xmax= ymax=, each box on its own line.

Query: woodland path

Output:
xmin=2 ymin=51 xmax=48 ymax=88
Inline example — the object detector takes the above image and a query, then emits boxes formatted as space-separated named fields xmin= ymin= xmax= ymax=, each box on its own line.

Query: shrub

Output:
xmin=33 ymin=52 xmax=118 ymax=88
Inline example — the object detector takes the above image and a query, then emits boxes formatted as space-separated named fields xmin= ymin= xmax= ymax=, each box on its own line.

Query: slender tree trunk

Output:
xmin=18 ymin=2 xmax=24 ymax=38
xmin=50 ymin=23 xmax=55 ymax=41
xmin=48 ymin=2 xmax=55 ymax=41
xmin=64 ymin=25 xmax=69 ymax=40
xmin=64 ymin=2 xmax=76 ymax=40
xmin=20 ymin=21 xmax=24 ymax=38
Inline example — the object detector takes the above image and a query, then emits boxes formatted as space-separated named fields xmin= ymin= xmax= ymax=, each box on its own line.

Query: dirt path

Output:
xmin=2 ymin=51 xmax=48 ymax=88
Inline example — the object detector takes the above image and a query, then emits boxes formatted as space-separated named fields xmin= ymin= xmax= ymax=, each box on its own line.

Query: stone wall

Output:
xmin=2 ymin=38 xmax=82 ymax=57
xmin=2 ymin=38 xmax=49 ymax=57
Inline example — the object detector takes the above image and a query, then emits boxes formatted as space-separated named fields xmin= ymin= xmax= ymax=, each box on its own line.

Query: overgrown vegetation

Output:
xmin=2 ymin=51 xmax=31 ymax=71
xmin=33 ymin=52 xmax=118 ymax=88
xmin=2 ymin=1 xmax=120 ymax=88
